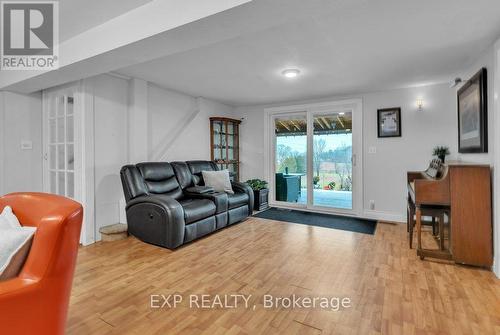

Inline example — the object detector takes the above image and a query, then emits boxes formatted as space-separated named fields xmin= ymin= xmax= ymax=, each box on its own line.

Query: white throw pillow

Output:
xmin=202 ymin=170 xmax=234 ymax=194
xmin=0 ymin=225 xmax=36 ymax=281
xmin=0 ymin=206 xmax=21 ymax=228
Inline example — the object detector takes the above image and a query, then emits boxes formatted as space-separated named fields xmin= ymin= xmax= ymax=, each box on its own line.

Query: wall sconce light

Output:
xmin=416 ymin=98 xmax=424 ymax=111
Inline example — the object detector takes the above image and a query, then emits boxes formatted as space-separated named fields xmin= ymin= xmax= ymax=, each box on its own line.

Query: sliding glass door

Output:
xmin=311 ymin=111 xmax=353 ymax=209
xmin=268 ymin=100 xmax=361 ymax=215
xmin=273 ymin=113 xmax=308 ymax=205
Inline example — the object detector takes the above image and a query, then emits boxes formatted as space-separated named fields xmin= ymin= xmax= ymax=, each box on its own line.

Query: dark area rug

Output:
xmin=253 ymin=207 xmax=377 ymax=235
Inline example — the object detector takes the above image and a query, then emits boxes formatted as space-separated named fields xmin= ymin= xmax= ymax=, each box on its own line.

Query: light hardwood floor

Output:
xmin=68 ymin=218 xmax=500 ymax=335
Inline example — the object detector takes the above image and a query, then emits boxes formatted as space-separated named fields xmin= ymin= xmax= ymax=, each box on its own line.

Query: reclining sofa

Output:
xmin=120 ymin=160 xmax=254 ymax=249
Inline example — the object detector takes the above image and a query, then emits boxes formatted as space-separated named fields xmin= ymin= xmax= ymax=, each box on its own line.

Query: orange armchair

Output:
xmin=0 ymin=193 xmax=83 ymax=335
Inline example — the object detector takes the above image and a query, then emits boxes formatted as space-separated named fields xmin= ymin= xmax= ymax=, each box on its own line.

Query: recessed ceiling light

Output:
xmin=282 ymin=69 xmax=300 ymax=78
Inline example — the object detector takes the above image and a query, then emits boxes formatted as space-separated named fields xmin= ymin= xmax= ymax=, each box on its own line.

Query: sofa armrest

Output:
xmin=126 ymin=195 xmax=185 ymax=249
xmin=231 ymin=181 xmax=254 ymax=213
xmin=183 ymin=191 xmax=228 ymax=214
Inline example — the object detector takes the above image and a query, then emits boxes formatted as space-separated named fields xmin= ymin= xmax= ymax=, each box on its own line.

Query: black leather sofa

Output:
xmin=120 ymin=160 xmax=254 ymax=249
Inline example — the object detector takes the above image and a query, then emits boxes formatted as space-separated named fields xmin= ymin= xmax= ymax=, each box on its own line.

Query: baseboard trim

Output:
xmin=362 ymin=210 xmax=405 ymax=223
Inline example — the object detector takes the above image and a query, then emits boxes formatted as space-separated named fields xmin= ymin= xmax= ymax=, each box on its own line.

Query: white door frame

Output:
xmin=42 ymin=80 xmax=95 ymax=245
xmin=264 ymin=99 xmax=363 ymax=217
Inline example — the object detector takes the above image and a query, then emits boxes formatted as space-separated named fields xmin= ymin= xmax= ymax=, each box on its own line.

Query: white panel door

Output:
xmin=44 ymin=93 xmax=76 ymax=198
xmin=43 ymin=88 xmax=79 ymax=200
xmin=43 ymin=82 xmax=95 ymax=246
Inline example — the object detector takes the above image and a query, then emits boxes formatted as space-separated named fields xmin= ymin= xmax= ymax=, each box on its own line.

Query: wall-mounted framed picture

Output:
xmin=457 ymin=68 xmax=487 ymax=153
xmin=377 ymin=107 xmax=401 ymax=138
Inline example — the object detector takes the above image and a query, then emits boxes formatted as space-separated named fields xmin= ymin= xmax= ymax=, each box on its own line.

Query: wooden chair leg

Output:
xmin=416 ymin=207 xmax=423 ymax=259
xmin=447 ymin=210 xmax=451 ymax=251
xmin=439 ymin=213 xmax=445 ymax=250
xmin=407 ymin=205 xmax=410 ymax=233
xmin=410 ymin=205 xmax=415 ymax=249
xmin=407 ymin=202 xmax=415 ymax=249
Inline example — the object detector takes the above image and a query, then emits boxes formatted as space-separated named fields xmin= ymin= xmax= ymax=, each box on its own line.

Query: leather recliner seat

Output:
xmin=120 ymin=160 xmax=254 ymax=249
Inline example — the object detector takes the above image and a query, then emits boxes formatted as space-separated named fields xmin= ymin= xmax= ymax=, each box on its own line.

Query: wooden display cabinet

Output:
xmin=210 ymin=117 xmax=241 ymax=181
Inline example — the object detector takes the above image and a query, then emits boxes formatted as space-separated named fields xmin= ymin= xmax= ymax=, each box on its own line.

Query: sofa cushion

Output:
xmin=228 ymin=205 xmax=249 ymax=225
xmin=202 ymin=170 xmax=234 ymax=194
xmin=179 ymin=199 xmax=216 ymax=224
xmin=120 ymin=165 xmax=147 ymax=201
xmin=186 ymin=160 xmax=218 ymax=185
xmin=137 ymin=162 xmax=183 ymax=199
xmin=171 ymin=162 xmax=194 ymax=190
xmin=227 ymin=192 xmax=249 ymax=209
xmin=184 ymin=216 xmax=216 ymax=243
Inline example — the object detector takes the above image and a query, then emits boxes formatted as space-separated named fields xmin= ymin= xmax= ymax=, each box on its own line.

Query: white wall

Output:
xmin=235 ymin=42 xmax=497 ymax=221
xmin=235 ymin=83 xmax=459 ymax=221
xmin=147 ymin=84 xmax=234 ymax=162
xmin=235 ymin=41 xmax=494 ymax=221
xmin=363 ymin=85 xmax=457 ymax=220
xmin=88 ymin=75 xmax=129 ymax=239
xmin=85 ymin=75 xmax=235 ymax=236
xmin=235 ymin=44 xmax=497 ymax=227
xmin=0 ymin=91 xmax=43 ymax=195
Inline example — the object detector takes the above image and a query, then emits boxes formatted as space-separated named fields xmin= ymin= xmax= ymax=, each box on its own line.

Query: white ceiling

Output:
xmin=117 ymin=0 xmax=500 ymax=106
xmin=59 ymin=0 xmax=153 ymax=41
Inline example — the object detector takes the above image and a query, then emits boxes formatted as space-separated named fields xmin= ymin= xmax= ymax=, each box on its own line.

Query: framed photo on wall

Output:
xmin=457 ymin=68 xmax=487 ymax=153
xmin=377 ymin=107 xmax=401 ymax=138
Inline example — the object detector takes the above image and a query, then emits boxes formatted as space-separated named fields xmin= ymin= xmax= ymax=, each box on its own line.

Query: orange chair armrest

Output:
xmin=0 ymin=277 xmax=39 ymax=299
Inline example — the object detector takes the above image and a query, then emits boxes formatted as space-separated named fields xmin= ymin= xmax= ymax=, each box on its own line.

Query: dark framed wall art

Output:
xmin=377 ymin=107 xmax=401 ymax=138
xmin=457 ymin=68 xmax=487 ymax=153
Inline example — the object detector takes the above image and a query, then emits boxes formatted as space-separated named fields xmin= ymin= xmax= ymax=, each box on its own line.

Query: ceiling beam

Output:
xmin=279 ymin=121 xmax=291 ymax=131
xmin=320 ymin=117 xmax=331 ymax=129
xmin=336 ymin=116 xmax=345 ymax=128
xmin=289 ymin=120 xmax=301 ymax=131
xmin=1 ymin=0 xmax=346 ymax=93
xmin=0 ymin=0 xmax=252 ymax=92
xmin=314 ymin=118 xmax=325 ymax=130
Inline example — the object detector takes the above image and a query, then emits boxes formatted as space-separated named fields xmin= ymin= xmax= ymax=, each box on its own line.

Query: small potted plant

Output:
xmin=433 ymin=146 xmax=450 ymax=162
xmin=245 ymin=179 xmax=269 ymax=211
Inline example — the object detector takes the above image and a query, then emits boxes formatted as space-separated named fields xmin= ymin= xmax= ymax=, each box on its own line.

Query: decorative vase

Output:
xmin=438 ymin=155 xmax=445 ymax=162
